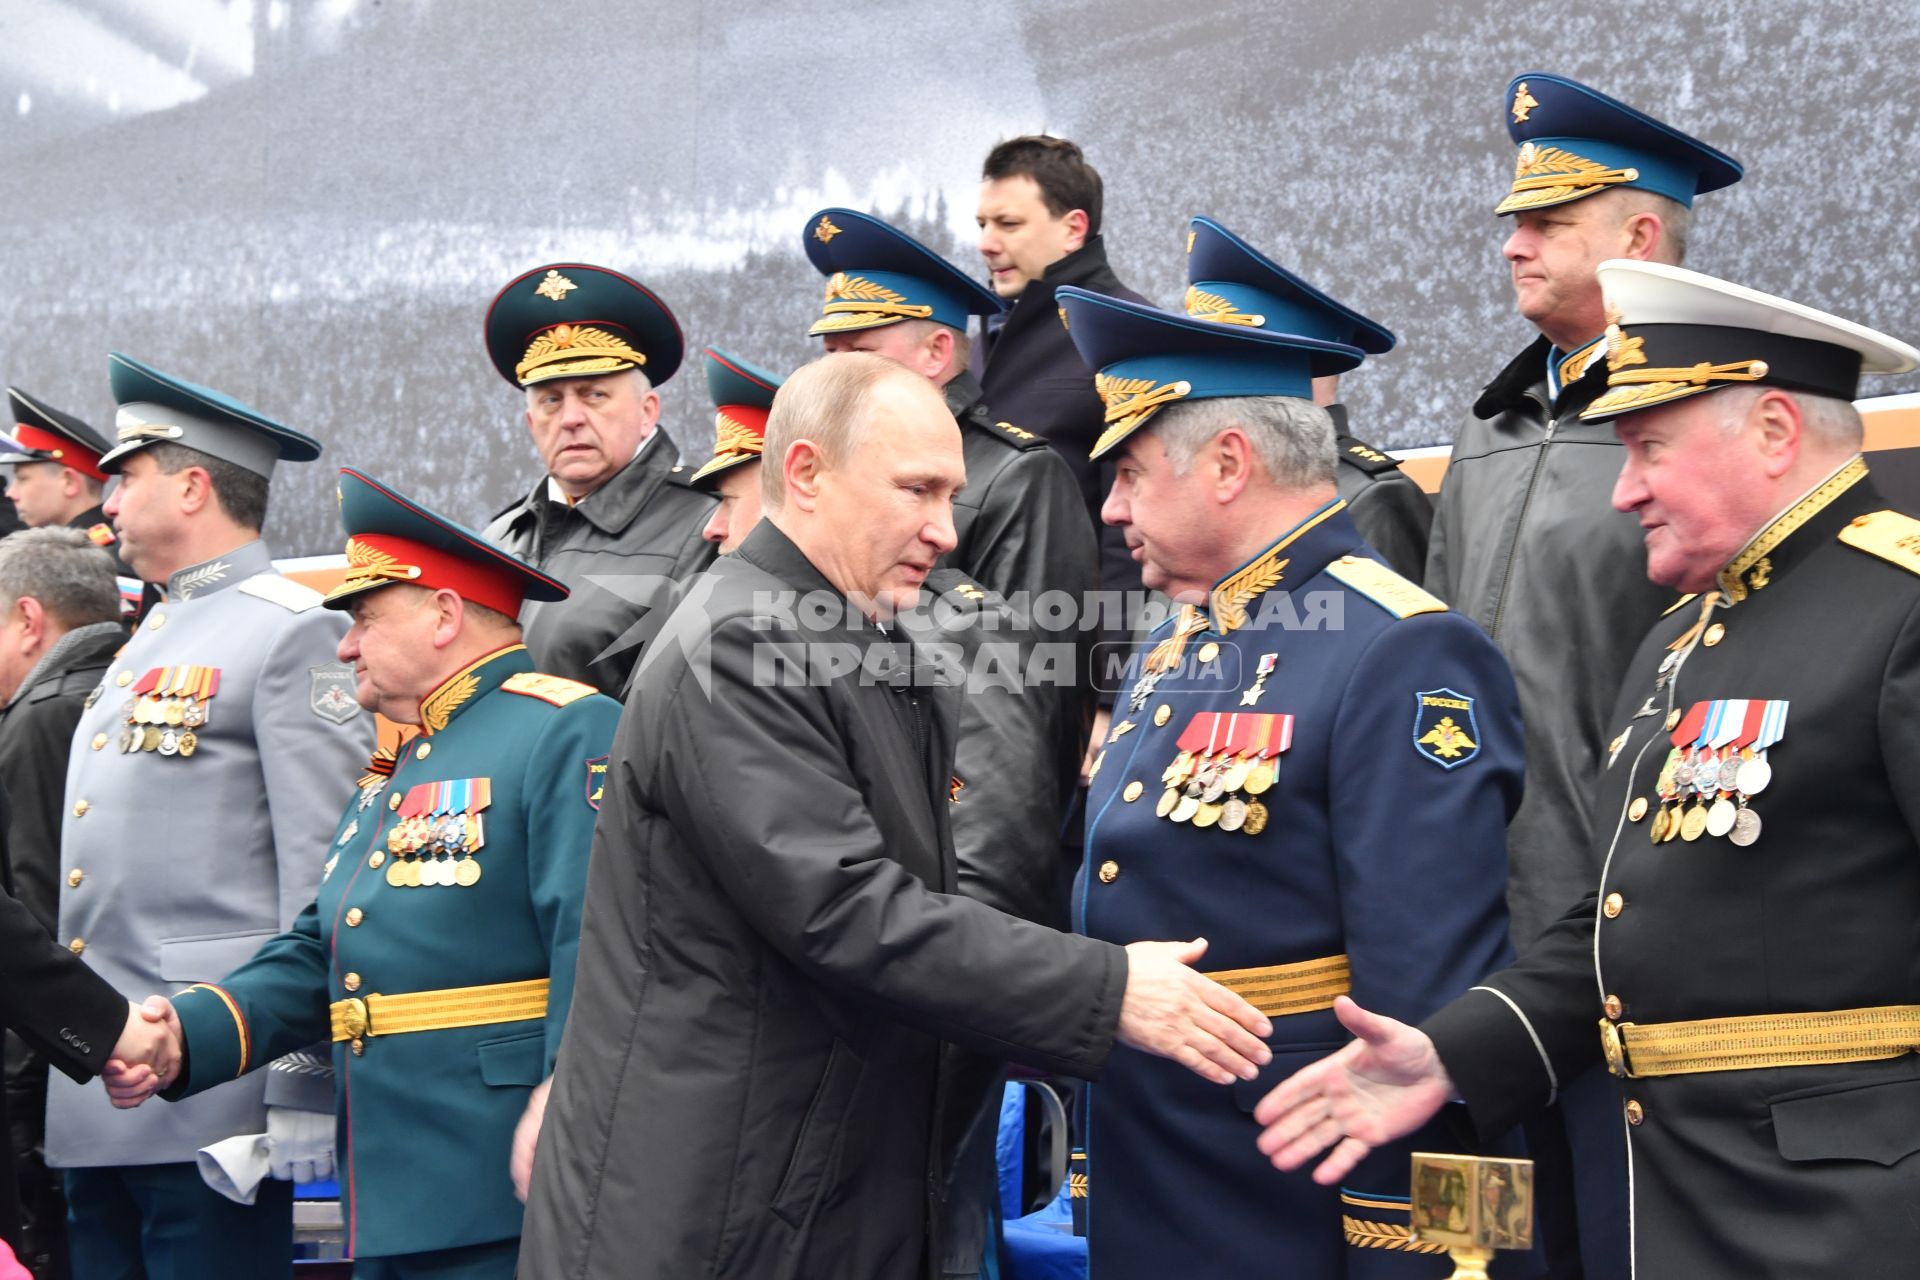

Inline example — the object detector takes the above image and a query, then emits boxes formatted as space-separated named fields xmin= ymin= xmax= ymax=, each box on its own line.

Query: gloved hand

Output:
xmin=266 ymin=1106 xmax=335 ymax=1184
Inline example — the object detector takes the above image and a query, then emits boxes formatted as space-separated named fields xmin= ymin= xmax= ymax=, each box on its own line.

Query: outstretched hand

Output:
xmin=1251 ymin=995 xmax=1454 ymax=1184
xmin=102 ymin=996 xmax=183 ymax=1109
xmin=1117 ymin=938 xmax=1273 ymax=1086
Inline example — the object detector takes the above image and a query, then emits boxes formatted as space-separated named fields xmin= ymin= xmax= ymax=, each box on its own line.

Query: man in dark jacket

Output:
xmin=519 ymin=354 xmax=1274 ymax=1280
xmin=481 ymin=264 xmax=717 ymax=697
xmin=976 ymin=136 xmax=1151 ymax=742
xmin=0 ymin=528 xmax=126 ymax=1278
xmin=1256 ymin=260 xmax=1920 ymax=1280
xmin=1420 ymin=75 xmax=1743 ymax=1277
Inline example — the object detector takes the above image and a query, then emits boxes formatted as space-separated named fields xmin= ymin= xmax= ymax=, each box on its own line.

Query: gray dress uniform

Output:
xmin=47 ymin=538 xmax=374 ymax=1168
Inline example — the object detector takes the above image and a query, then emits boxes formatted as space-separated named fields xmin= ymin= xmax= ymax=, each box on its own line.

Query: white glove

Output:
xmin=266 ymin=1106 xmax=335 ymax=1184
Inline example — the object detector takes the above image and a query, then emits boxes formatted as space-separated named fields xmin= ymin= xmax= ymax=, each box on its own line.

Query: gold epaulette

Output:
xmin=1325 ymin=555 xmax=1447 ymax=619
xmin=501 ymin=672 xmax=597 ymax=706
xmin=1661 ymin=592 xmax=1699 ymax=618
xmin=1838 ymin=510 xmax=1920 ymax=576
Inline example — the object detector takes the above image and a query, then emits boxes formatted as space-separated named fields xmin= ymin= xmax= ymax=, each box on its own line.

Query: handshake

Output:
xmin=102 ymin=996 xmax=182 ymax=1108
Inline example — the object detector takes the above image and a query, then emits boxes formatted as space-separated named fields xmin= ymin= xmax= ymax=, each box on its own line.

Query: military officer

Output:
xmin=50 ymin=354 xmax=373 ymax=1279
xmin=1060 ymin=284 xmax=1529 ymax=1277
xmin=107 ymin=467 xmax=621 ymax=1280
xmin=1182 ymin=217 xmax=1431 ymax=582
xmin=482 ymin=263 xmax=717 ymax=696
xmin=690 ymin=346 xmax=782 ymax=553
xmin=2 ymin=387 xmax=136 ymax=581
xmin=1255 ymin=262 xmax=1920 ymax=1279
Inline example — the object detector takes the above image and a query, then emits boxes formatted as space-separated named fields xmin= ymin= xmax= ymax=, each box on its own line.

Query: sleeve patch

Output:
xmin=502 ymin=671 xmax=597 ymax=706
xmin=237 ymin=573 xmax=324 ymax=613
xmin=1413 ymin=689 xmax=1481 ymax=769
xmin=585 ymin=755 xmax=608 ymax=810
xmin=1837 ymin=509 xmax=1920 ymax=576
xmin=1326 ymin=555 xmax=1447 ymax=619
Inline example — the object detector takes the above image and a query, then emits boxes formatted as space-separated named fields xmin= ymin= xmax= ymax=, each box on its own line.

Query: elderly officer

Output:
xmin=482 ymin=263 xmax=717 ymax=696
xmin=107 ymin=467 xmax=620 ymax=1280
xmin=1256 ymin=261 xmax=1920 ymax=1279
xmin=2 ymin=388 xmax=134 ymax=580
xmin=1060 ymin=284 xmax=1528 ymax=1277
xmin=1422 ymin=75 xmax=1743 ymax=1274
xmin=50 ymin=354 xmax=373 ymax=1279
xmin=1182 ymin=216 xmax=1430 ymax=582
xmin=521 ymin=352 xmax=1274 ymax=1280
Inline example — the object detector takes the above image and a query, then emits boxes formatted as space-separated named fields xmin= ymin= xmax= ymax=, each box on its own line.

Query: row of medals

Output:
xmin=117 ymin=695 xmax=209 ymax=757
xmin=1651 ymin=745 xmax=1770 ymax=846
xmin=384 ymin=814 xmax=483 ymax=888
xmin=1155 ymin=748 xmax=1275 ymax=834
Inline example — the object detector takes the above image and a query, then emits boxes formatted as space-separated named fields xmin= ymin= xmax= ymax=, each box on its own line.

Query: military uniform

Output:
xmin=2 ymin=387 xmax=137 ymax=583
xmin=1425 ymin=262 xmax=1920 ymax=1279
xmin=481 ymin=264 xmax=717 ymax=697
xmin=162 ymin=468 xmax=619 ymax=1278
xmin=50 ymin=354 xmax=373 ymax=1279
xmin=1060 ymin=284 xmax=1528 ymax=1278
xmin=1182 ymin=217 xmax=1431 ymax=584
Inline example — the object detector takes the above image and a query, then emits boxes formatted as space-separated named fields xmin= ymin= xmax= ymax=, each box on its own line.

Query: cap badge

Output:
xmin=814 ymin=216 xmax=843 ymax=244
xmin=533 ymin=270 xmax=579 ymax=302
xmin=1511 ymin=81 xmax=1539 ymax=124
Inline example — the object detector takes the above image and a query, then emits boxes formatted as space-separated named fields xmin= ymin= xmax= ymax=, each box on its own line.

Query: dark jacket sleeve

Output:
xmin=0 ymin=885 xmax=127 ymax=1084
xmin=654 ymin=615 xmax=1127 ymax=1078
xmin=1344 ymin=477 xmax=1432 ymax=586
xmin=0 ymin=693 xmax=81 ymax=938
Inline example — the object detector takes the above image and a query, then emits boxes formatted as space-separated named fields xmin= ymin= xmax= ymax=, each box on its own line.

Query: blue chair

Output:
xmin=995 ymin=1082 xmax=1087 ymax=1280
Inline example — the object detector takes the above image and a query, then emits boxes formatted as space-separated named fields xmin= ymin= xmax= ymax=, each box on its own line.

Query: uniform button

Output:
xmin=1603 ymin=892 xmax=1624 ymax=919
xmin=91 ymin=733 xmax=108 ymax=751
xmin=1702 ymin=623 xmax=1725 ymax=647
xmin=416 ymin=743 xmax=431 ymax=760
xmin=345 ymin=908 xmax=363 ymax=927
xmin=368 ymin=851 xmax=386 ymax=869
xmin=388 ymin=793 xmax=402 ymax=811
xmin=1628 ymin=797 xmax=1648 ymax=822
xmin=71 ymin=799 xmax=89 ymax=818
xmin=1123 ymin=781 xmax=1144 ymax=803
xmin=147 ymin=612 xmax=165 ymax=630
xmin=116 ymin=671 xmax=133 ymax=687
xmin=1153 ymin=704 xmax=1171 ymax=728
xmin=1603 ymin=994 xmax=1623 ymax=1020
xmin=1664 ymin=709 xmax=1682 ymax=731
xmin=1098 ymin=860 xmax=1120 ymax=884
xmin=343 ymin=972 xmax=361 ymax=992
xmin=1625 ymin=1099 xmax=1645 ymax=1125
xmin=67 ymin=938 xmax=85 ymax=955
xmin=350 ymin=1038 xmax=364 ymax=1056
xmin=67 ymin=869 xmax=84 ymax=888
xmin=1197 ymin=641 xmax=1220 ymax=664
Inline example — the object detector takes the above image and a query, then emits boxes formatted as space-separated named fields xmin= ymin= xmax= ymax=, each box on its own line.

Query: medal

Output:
xmin=386 ymin=860 xmax=407 ymax=887
xmin=1650 ymin=806 xmax=1670 ymax=844
xmin=1239 ymin=653 xmax=1277 ymax=707
xmin=142 ymin=726 xmax=163 ymax=752
xmin=1171 ymin=796 xmax=1200 ymax=824
xmin=455 ymin=858 xmax=482 ymax=887
xmin=1220 ymin=757 xmax=1253 ymax=793
xmin=1192 ymin=802 xmax=1222 ymax=829
xmin=1155 ymin=788 xmax=1179 ymax=818
xmin=1680 ymin=803 xmax=1709 ymax=842
xmin=178 ymin=730 xmax=198 ymax=757
xmin=1737 ymin=755 xmax=1772 ymax=796
xmin=337 ymin=820 xmax=359 ymax=847
xmin=183 ymin=699 xmax=206 ymax=728
xmin=158 ymin=728 xmax=179 ymax=756
xmin=162 ymin=700 xmax=185 ymax=727
xmin=1729 ymin=807 xmax=1763 ymax=847
xmin=1220 ymin=797 xmax=1248 ymax=832
xmin=1705 ymin=797 xmax=1737 ymax=838
xmin=1242 ymin=800 xmax=1269 ymax=836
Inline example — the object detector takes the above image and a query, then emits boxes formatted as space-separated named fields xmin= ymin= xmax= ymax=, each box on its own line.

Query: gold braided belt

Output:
xmin=330 ymin=978 xmax=548 ymax=1043
xmin=1600 ymin=1005 xmax=1920 ymax=1079
xmin=1204 ymin=954 xmax=1351 ymax=1019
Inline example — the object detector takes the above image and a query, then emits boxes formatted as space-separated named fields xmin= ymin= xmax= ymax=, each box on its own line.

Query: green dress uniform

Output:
xmin=50 ymin=354 xmax=372 ymax=1280
xmin=162 ymin=469 xmax=621 ymax=1278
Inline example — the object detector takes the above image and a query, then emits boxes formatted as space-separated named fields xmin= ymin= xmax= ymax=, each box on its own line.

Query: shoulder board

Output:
xmin=964 ymin=412 xmax=1049 ymax=451
xmin=501 ymin=671 xmax=598 ymax=707
xmin=1336 ymin=435 xmax=1402 ymax=476
xmin=666 ymin=463 xmax=702 ymax=489
xmin=1325 ymin=554 xmax=1447 ymax=619
xmin=1838 ymin=509 xmax=1920 ymax=576
xmin=237 ymin=573 xmax=323 ymax=613
xmin=86 ymin=522 xmax=117 ymax=547
xmin=1660 ymin=593 xmax=1699 ymax=618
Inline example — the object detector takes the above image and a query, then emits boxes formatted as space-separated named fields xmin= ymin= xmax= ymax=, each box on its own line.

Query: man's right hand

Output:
xmin=101 ymin=997 xmax=183 ymax=1108
xmin=1117 ymin=938 xmax=1272 ymax=1085
xmin=1251 ymin=995 xmax=1454 ymax=1184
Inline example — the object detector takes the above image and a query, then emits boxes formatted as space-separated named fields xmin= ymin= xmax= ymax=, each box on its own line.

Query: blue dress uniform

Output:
xmin=1060 ymin=286 xmax=1527 ymax=1277
xmin=1182 ymin=216 xmax=1431 ymax=583
xmin=52 ymin=354 xmax=372 ymax=1279
xmin=161 ymin=469 xmax=621 ymax=1279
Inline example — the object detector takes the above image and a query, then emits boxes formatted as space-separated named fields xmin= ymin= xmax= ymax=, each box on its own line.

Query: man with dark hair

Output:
xmin=49 ymin=354 xmax=373 ymax=1279
xmin=1 ymin=389 xmax=133 ymax=580
xmin=976 ymin=137 xmax=1151 ymax=751
xmin=0 ymin=527 xmax=126 ymax=1278
xmin=482 ymin=264 xmax=717 ymax=697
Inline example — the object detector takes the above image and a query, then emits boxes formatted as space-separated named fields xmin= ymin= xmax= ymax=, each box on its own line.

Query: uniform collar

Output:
xmin=943 ymin=368 xmax=987 ymax=420
xmin=1200 ymin=496 xmax=1352 ymax=636
xmin=1546 ymin=334 xmax=1607 ymax=399
xmin=534 ymin=426 xmax=680 ymax=534
xmin=1716 ymin=454 xmax=1871 ymax=605
xmin=416 ymin=643 xmax=534 ymax=734
xmin=164 ymin=539 xmax=273 ymax=601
